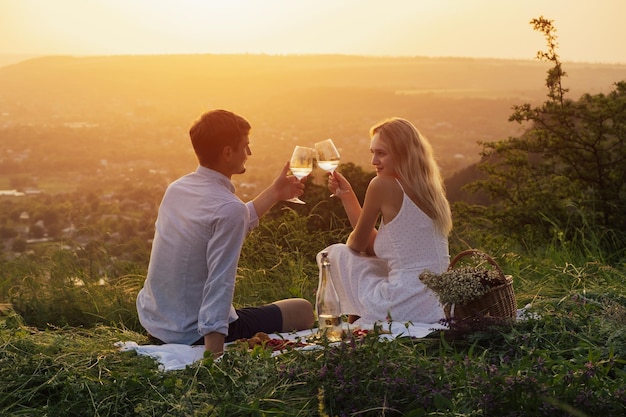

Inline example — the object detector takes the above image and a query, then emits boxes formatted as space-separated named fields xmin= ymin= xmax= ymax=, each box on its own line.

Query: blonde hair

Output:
xmin=370 ymin=117 xmax=452 ymax=236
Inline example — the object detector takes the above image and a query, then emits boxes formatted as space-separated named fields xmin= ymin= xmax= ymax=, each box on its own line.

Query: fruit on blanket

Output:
xmin=232 ymin=332 xmax=306 ymax=351
xmin=350 ymin=328 xmax=389 ymax=338
xmin=254 ymin=332 xmax=270 ymax=342
xmin=352 ymin=328 xmax=370 ymax=338
xmin=245 ymin=336 xmax=261 ymax=349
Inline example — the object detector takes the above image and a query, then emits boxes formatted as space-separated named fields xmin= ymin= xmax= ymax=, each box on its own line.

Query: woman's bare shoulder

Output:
xmin=369 ymin=175 xmax=400 ymax=189
xmin=368 ymin=176 xmax=402 ymax=197
xmin=367 ymin=176 xmax=403 ymax=222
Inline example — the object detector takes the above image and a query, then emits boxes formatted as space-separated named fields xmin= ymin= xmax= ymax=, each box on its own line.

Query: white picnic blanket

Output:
xmin=114 ymin=341 xmax=206 ymax=371
xmin=115 ymin=321 xmax=447 ymax=371
xmin=116 ymin=307 xmax=535 ymax=372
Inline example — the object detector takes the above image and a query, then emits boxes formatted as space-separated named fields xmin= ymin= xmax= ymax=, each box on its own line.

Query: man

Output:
xmin=137 ymin=109 xmax=314 ymax=357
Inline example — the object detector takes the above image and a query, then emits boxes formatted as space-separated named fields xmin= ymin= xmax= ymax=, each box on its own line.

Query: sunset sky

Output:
xmin=1 ymin=0 xmax=625 ymax=64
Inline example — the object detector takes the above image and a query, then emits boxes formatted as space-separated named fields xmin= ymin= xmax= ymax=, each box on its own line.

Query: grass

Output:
xmin=1 ymin=210 xmax=626 ymax=416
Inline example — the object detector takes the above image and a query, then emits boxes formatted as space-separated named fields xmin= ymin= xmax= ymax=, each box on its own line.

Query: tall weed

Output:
xmin=1 ymin=207 xmax=626 ymax=415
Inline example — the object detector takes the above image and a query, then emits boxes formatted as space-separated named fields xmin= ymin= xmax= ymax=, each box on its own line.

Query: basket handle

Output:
xmin=448 ymin=249 xmax=506 ymax=280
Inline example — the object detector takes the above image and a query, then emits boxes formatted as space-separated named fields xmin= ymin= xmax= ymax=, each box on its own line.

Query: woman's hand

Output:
xmin=329 ymin=171 xmax=352 ymax=197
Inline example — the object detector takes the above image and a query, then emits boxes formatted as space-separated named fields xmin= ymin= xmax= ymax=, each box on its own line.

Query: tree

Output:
xmin=29 ymin=224 xmax=45 ymax=239
xmin=465 ymin=17 xmax=626 ymax=248
xmin=12 ymin=238 xmax=27 ymax=253
xmin=0 ymin=226 xmax=18 ymax=240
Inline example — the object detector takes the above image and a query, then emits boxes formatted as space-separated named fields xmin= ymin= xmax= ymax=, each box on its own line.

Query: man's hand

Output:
xmin=273 ymin=161 xmax=305 ymax=201
xmin=204 ymin=332 xmax=225 ymax=358
xmin=252 ymin=161 xmax=305 ymax=217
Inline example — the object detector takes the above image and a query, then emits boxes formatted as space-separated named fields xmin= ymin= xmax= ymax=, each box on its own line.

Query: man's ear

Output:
xmin=222 ymin=146 xmax=233 ymax=161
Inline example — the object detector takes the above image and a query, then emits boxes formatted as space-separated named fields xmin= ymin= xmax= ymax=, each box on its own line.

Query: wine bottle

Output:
xmin=316 ymin=251 xmax=343 ymax=341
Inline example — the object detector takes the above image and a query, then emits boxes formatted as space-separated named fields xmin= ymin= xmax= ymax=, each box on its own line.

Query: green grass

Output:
xmin=1 ymin=211 xmax=625 ymax=416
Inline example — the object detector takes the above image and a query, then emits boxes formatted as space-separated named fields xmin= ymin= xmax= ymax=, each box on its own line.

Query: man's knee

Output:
xmin=274 ymin=298 xmax=315 ymax=331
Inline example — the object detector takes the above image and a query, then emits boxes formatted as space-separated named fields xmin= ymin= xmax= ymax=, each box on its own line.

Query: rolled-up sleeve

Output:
xmin=246 ymin=201 xmax=259 ymax=231
xmin=197 ymin=201 xmax=249 ymax=337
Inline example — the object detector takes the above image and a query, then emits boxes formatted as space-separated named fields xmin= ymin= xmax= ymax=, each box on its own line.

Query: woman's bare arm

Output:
xmin=346 ymin=178 xmax=384 ymax=255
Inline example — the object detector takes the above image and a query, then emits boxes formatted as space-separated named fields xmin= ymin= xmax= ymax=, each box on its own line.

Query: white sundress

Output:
xmin=317 ymin=185 xmax=449 ymax=326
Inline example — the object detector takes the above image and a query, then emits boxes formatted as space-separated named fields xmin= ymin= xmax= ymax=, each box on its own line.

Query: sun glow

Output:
xmin=1 ymin=0 xmax=625 ymax=63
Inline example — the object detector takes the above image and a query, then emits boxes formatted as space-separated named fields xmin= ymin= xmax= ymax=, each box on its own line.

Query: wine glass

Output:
xmin=314 ymin=138 xmax=345 ymax=197
xmin=286 ymin=146 xmax=314 ymax=204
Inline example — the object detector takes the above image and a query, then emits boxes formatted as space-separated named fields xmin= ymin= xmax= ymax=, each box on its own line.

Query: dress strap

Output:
xmin=394 ymin=178 xmax=405 ymax=193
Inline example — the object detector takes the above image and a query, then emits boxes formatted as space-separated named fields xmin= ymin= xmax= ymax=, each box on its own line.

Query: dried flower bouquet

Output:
xmin=420 ymin=266 xmax=505 ymax=306
xmin=420 ymin=250 xmax=517 ymax=321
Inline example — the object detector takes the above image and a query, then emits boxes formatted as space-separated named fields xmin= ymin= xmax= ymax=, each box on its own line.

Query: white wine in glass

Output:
xmin=314 ymin=138 xmax=344 ymax=197
xmin=286 ymin=146 xmax=314 ymax=204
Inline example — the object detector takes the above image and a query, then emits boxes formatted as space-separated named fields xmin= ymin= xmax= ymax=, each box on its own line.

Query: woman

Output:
xmin=317 ymin=117 xmax=452 ymax=326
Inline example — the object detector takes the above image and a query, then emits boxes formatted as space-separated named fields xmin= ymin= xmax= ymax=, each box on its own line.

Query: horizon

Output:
xmin=1 ymin=0 xmax=626 ymax=65
xmin=2 ymin=52 xmax=626 ymax=69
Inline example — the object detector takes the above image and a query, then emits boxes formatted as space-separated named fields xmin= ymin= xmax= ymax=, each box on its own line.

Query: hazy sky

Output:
xmin=1 ymin=0 xmax=625 ymax=63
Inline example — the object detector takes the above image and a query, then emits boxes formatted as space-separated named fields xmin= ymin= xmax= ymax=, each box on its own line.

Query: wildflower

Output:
xmin=584 ymin=361 xmax=596 ymax=378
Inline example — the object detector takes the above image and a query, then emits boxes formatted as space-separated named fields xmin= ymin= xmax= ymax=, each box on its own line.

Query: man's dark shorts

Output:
xmin=147 ymin=304 xmax=283 ymax=345
xmin=221 ymin=303 xmax=283 ymax=343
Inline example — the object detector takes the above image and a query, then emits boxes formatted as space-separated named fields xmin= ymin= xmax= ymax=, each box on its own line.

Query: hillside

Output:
xmin=0 ymin=54 xmax=624 ymax=195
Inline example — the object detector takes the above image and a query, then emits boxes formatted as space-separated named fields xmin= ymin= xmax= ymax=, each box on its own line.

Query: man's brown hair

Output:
xmin=189 ymin=109 xmax=251 ymax=167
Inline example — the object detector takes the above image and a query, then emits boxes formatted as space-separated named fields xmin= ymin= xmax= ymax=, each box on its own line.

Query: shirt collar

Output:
xmin=195 ymin=165 xmax=235 ymax=193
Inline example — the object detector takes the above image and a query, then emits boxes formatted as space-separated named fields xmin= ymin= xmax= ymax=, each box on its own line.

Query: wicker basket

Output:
xmin=444 ymin=250 xmax=517 ymax=322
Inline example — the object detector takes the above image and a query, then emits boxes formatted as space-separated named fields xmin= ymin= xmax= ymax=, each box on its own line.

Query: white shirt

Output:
xmin=136 ymin=165 xmax=259 ymax=344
